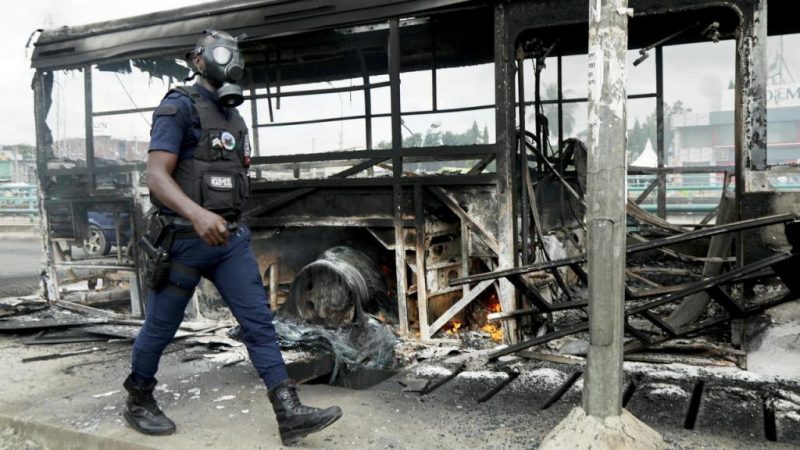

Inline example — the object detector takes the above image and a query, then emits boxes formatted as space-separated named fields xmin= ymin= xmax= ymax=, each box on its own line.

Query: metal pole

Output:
xmin=431 ymin=18 xmax=438 ymax=112
xmin=33 ymin=70 xmax=59 ymax=303
xmin=389 ymin=19 xmax=408 ymax=334
xmin=275 ymin=44 xmax=282 ymax=110
xmin=84 ymin=66 xmax=95 ymax=192
xmin=129 ymin=172 xmax=147 ymax=316
xmin=517 ymin=55 xmax=529 ymax=265
xmin=557 ymin=53 xmax=564 ymax=150
xmin=269 ymin=264 xmax=279 ymax=311
xmin=263 ymin=50 xmax=275 ymax=123
xmin=655 ymin=46 xmax=667 ymax=219
xmin=494 ymin=3 xmax=519 ymax=344
xmin=733 ymin=0 xmax=768 ymax=363
xmin=358 ymin=49 xmax=373 ymax=151
xmin=583 ymin=0 xmax=629 ymax=419
xmin=735 ymin=0 xmax=768 ymax=266
xmin=415 ymin=185 xmax=430 ymax=339
xmin=248 ymin=69 xmax=261 ymax=157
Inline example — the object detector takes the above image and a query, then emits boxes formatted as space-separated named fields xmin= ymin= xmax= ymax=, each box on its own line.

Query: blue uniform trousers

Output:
xmin=131 ymin=225 xmax=288 ymax=389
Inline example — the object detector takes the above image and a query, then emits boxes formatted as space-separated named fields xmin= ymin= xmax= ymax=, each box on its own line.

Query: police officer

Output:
xmin=123 ymin=30 xmax=342 ymax=445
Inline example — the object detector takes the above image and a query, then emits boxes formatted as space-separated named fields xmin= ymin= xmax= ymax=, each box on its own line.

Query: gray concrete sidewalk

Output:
xmin=0 ymin=338 xmax=533 ymax=450
xmin=1 ymin=332 xmax=799 ymax=450
xmin=0 ymin=216 xmax=40 ymax=240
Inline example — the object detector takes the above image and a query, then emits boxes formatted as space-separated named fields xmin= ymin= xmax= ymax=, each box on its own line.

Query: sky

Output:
xmin=3 ymin=2 xmax=799 ymax=154
xmin=1 ymin=0 xmax=199 ymax=147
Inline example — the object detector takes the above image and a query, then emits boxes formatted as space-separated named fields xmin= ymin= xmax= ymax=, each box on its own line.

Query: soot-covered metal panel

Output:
xmin=31 ymin=0 xmax=476 ymax=70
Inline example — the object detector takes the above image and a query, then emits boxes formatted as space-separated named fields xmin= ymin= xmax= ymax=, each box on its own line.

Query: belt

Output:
xmin=173 ymin=227 xmax=199 ymax=239
xmin=163 ymin=215 xmax=193 ymax=227
xmin=158 ymin=214 xmax=240 ymax=239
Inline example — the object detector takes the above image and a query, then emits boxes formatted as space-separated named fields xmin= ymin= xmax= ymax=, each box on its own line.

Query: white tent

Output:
xmin=632 ymin=138 xmax=657 ymax=167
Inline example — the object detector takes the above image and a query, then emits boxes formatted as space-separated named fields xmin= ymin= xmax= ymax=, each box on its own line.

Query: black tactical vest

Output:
xmin=151 ymin=85 xmax=250 ymax=219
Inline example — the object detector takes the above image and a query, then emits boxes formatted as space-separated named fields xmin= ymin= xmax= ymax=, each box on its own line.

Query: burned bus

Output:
xmin=29 ymin=0 xmax=800 ymax=349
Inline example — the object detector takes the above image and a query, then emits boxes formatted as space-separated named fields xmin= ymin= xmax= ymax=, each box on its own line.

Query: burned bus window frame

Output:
xmin=28 ymin=0 xmax=799 ymax=342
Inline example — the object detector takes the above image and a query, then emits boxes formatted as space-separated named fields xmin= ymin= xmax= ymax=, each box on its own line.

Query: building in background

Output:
xmin=0 ymin=145 xmax=37 ymax=185
xmin=671 ymin=38 xmax=800 ymax=187
xmin=52 ymin=137 xmax=148 ymax=163
xmin=671 ymin=84 xmax=800 ymax=169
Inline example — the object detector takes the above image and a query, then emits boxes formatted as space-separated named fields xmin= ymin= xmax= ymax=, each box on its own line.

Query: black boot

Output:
xmin=122 ymin=374 xmax=176 ymax=436
xmin=268 ymin=380 xmax=342 ymax=445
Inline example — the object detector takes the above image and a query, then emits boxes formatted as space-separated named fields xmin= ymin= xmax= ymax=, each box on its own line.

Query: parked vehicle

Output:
xmin=83 ymin=211 xmax=131 ymax=257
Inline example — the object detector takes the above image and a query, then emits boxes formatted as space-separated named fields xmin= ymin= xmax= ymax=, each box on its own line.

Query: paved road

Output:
xmin=0 ymin=237 xmax=43 ymax=298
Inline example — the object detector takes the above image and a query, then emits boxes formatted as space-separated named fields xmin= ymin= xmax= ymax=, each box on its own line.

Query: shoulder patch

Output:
xmin=155 ymin=104 xmax=178 ymax=116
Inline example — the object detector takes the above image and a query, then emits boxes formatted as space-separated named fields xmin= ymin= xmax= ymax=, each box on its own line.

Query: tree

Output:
xmin=376 ymin=132 xmax=423 ymax=149
xmin=403 ymin=133 xmax=423 ymax=148
xmin=375 ymin=121 xmax=488 ymax=149
xmin=626 ymin=101 xmax=689 ymax=163
xmin=423 ymin=129 xmax=442 ymax=147
xmin=466 ymin=121 xmax=481 ymax=144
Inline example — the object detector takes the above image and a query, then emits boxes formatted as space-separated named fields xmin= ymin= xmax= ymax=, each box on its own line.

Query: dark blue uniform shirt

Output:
xmin=148 ymin=83 xmax=230 ymax=160
xmin=148 ymin=84 xmax=233 ymax=215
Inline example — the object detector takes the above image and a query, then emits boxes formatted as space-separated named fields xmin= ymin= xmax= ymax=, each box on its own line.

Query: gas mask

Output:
xmin=192 ymin=30 xmax=245 ymax=107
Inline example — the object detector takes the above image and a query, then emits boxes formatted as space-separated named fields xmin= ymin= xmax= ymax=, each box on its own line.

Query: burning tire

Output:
xmin=285 ymin=246 xmax=387 ymax=326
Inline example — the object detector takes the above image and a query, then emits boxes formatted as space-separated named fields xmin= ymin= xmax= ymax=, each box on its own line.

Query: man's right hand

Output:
xmin=191 ymin=209 xmax=230 ymax=246
xmin=147 ymin=151 xmax=230 ymax=246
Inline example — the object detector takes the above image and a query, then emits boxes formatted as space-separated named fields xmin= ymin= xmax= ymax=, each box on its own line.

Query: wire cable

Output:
xmin=114 ymin=72 xmax=151 ymax=128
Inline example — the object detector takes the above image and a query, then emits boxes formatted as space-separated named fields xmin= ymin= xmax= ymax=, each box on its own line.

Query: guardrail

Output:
xmin=639 ymin=203 xmax=718 ymax=213
xmin=630 ymin=184 xmax=800 ymax=192
xmin=0 ymin=185 xmax=38 ymax=216
xmin=0 ymin=177 xmax=794 ymax=218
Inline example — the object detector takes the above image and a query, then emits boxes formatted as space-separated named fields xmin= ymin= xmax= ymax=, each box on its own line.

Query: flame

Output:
xmin=485 ymin=293 xmax=502 ymax=313
xmin=445 ymin=320 xmax=462 ymax=335
xmin=481 ymin=323 xmax=504 ymax=342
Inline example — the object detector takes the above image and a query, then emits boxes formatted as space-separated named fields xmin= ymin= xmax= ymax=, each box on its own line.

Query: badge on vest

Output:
xmin=209 ymin=175 xmax=233 ymax=189
xmin=211 ymin=132 xmax=237 ymax=152
xmin=221 ymin=131 xmax=236 ymax=151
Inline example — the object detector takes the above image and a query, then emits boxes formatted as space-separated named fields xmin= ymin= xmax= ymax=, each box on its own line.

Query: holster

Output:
xmin=139 ymin=215 xmax=174 ymax=291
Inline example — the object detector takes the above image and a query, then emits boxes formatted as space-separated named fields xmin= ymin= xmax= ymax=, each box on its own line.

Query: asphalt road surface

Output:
xmin=0 ymin=237 xmax=43 ymax=298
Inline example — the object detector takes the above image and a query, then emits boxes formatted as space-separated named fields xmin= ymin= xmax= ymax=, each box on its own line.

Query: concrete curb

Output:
xmin=0 ymin=224 xmax=37 ymax=231
xmin=0 ymin=415 xmax=157 ymax=450
xmin=0 ymin=226 xmax=40 ymax=240
xmin=0 ymin=233 xmax=40 ymax=241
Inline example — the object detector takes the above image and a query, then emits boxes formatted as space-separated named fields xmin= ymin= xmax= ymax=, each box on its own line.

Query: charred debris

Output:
xmin=6 ymin=0 xmax=799 ymax=425
xmin=5 ymin=174 xmax=800 ymax=381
